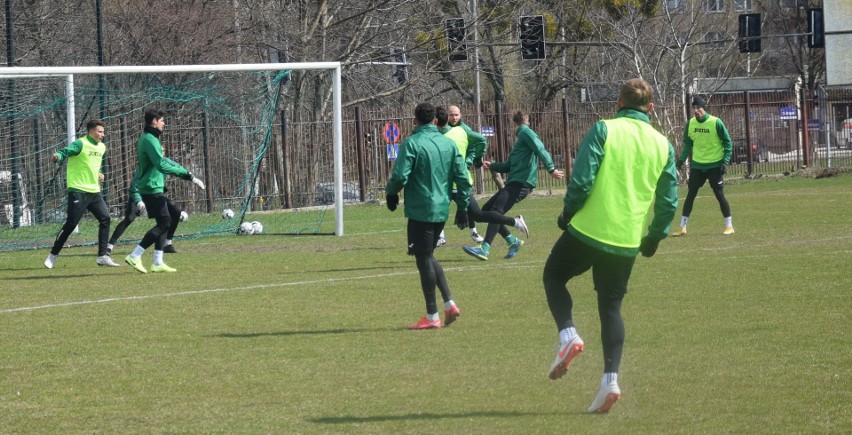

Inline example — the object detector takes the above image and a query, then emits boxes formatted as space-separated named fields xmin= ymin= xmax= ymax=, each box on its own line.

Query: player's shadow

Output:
xmin=309 ymin=410 xmax=551 ymax=424
xmin=3 ymin=271 xmax=126 ymax=280
xmin=213 ymin=327 xmax=389 ymax=338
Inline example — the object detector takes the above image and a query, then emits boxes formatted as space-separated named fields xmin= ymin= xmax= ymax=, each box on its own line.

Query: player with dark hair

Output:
xmin=44 ymin=119 xmax=120 ymax=269
xmin=543 ymin=78 xmax=678 ymax=414
xmin=671 ymin=97 xmax=734 ymax=236
xmin=462 ymin=111 xmax=564 ymax=261
xmin=386 ymin=102 xmax=471 ymax=329
xmin=434 ymin=105 xmax=486 ymax=247
xmin=124 ymin=110 xmax=205 ymax=273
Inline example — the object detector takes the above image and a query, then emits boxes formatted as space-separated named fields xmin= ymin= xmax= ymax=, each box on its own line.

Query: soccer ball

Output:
xmin=237 ymin=221 xmax=255 ymax=235
xmin=179 ymin=211 xmax=189 ymax=222
xmin=250 ymin=221 xmax=263 ymax=234
xmin=222 ymin=208 xmax=235 ymax=219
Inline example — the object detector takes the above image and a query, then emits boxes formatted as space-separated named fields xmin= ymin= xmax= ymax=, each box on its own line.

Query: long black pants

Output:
xmin=50 ymin=191 xmax=111 ymax=257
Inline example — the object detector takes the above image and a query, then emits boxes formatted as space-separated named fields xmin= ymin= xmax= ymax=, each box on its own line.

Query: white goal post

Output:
xmin=0 ymin=62 xmax=346 ymax=236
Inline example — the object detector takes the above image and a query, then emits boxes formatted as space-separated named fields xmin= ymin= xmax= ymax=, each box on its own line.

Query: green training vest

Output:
xmin=66 ymin=136 xmax=105 ymax=193
xmin=444 ymin=125 xmax=473 ymax=185
xmin=569 ymin=118 xmax=669 ymax=248
xmin=687 ymin=114 xmax=723 ymax=164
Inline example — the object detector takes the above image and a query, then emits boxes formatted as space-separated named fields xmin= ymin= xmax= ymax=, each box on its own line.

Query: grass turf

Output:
xmin=1 ymin=174 xmax=850 ymax=432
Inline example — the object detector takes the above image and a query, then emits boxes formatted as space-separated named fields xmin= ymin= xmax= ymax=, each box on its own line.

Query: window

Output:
xmin=665 ymin=0 xmax=682 ymax=10
xmin=704 ymin=0 xmax=724 ymax=12
xmin=704 ymin=32 xmax=726 ymax=48
xmin=734 ymin=0 xmax=752 ymax=11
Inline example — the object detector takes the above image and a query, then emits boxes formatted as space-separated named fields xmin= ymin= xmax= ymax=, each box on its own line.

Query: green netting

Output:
xmin=0 ymin=69 xmax=333 ymax=252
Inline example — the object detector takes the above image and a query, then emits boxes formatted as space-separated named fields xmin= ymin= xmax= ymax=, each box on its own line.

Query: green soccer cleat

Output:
xmin=124 ymin=255 xmax=147 ymax=274
xmin=150 ymin=262 xmax=177 ymax=273
xmin=505 ymin=239 xmax=524 ymax=259
xmin=463 ymin=245 xmax=489 ymax=261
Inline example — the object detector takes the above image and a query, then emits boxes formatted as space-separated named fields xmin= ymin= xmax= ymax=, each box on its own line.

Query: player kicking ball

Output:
xmin=124 ymin=110 xmax=204 ymax=273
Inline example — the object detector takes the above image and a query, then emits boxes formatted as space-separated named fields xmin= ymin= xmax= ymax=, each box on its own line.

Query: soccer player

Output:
xmin=543 ymin=78 xmax=678 ymax=414
xmin=386 ymin=102 xmax=471 ymax=329
xmin=43 ymin=120 xmax=120 ymax=269
xmin=671 ymin=97 xmax=735 ymax=236
xmin=124 ymin=110 xmax=205 ymax=273
xmin=435 ymin=105 xmax=486 ymax=246
xmin=462 ymin=111 xmax=564 ymax=261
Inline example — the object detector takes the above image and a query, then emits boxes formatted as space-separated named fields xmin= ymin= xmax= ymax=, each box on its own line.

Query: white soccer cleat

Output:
xmin=96 ymin=255 xmax=121 ymax=267
xmin=548 ymin=335 xmax=584 ymax=380
xmin=587 ymin=381 xmax=622 ymax=414
xmin=514 ymin=215 xmax=529 ymax=238
xmin=43 ymin=254 xmax=56 ymax=269
xmin=470 ymin=229 xmax=484 ymax=244
xmin=436 ymin=237 xmax=448 ymax=247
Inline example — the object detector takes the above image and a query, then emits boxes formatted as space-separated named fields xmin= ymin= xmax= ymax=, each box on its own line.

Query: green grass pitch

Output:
xmin=1 ymin=174 xmax=850 ymax=432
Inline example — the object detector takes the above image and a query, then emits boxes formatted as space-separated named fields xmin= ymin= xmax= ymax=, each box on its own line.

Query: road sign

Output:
xmin=383 ymin=122 xmax=400 ymax=144
xmin=808 ymin=119 xmax=821 ymax=131
xmin=387 ymin=143 xmax=399 ymax=161
xmin=780 ymin=107 xmax=797 ymax=120
xmin=481 ymin=126 xmax=495 ymax=137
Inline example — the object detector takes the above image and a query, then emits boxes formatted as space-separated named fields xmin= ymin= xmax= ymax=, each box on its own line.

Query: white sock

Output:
xmin=603 ymin=372 xmax=618 ymax=386
xmin=559 ymin=327 xmax=578 ymax=345
xmin=444 ymin=300 xmax=456 ymax=310
xmin=470 ymin=227 xmax=479 ymax=234
xmin=427 ymin=312 xmax=439 ymax=321
xmin=131 ymin=245 xmax=145 ymax=259
xmin=680 ymin=216 xmax=688 ymax=228
xmin=106 ymin=243 xmax=114 ymax=251
xmin=724 ymin=216 xmax=732 ymax=227
xmin=48 ymin=254 xmax=57 ymax=262
xmin=153 ymin=250 xmax=164 ymax=266
xmin=439 ymin=230 xmax=445 ymax=239
xmin=165 ymin=239 xmax=173 ymax=246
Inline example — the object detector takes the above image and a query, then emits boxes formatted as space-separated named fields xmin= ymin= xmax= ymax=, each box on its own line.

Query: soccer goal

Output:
xmin=0 ymin=63 xmax=344 ymax=252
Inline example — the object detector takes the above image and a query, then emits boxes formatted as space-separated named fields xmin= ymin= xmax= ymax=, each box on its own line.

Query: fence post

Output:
xmin=201 ymin=111 xmax=214 ymax=213
xmin=354 ymin=106 xmax=367 ymax=202
xmin=561 ymin=97 xmax=573 ymax=180
xmin=744 ymin=91 xmax=754 ymax=177
xmin=33 ymin=118 xmax=43 ymax=224
xmin=801 ymin=85 xmax=810 ymax=167
xmin=279 ymin=109 xmax=291 ymax=209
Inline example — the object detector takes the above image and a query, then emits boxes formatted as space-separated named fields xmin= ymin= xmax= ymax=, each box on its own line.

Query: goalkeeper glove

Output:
xmin=136 ymin=201 xmax=147 ymax=217
xmin=386 ymin=194 xmax=399 ymax=211
xmin=639 ymin=236 xmax=659 ymax=258
xmin=454 ymin=209 xmax=469 ymax=230
xmin=720 ymin=164 xmax=727 ymax=175
xmin=473 ymin=157 xmax=483 ymax=168
xmin=191 ymin=176 xmax=206 ymax=190
xmin=557 ymin=208 xmax=573 ymax=231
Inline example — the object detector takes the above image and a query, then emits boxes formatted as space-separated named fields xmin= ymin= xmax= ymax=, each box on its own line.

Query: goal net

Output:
xmin=0 ymin=63 xmax=344 ymax=252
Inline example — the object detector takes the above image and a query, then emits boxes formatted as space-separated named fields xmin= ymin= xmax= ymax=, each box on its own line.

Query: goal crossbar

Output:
xmin=0 ymin=63 xmax=346 ymax=236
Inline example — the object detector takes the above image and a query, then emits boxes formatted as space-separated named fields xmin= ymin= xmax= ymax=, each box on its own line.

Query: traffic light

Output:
xmin=738 ymin=13 xmax=761 ymax=53
xmin=390 ymin=47 xmax=409 ymax=85
xmin=445 ymin=18 xmax=468 ymax=62
xmin=519 ymin=15 xmax=545 ymax=60
xmin=808 ymin=8 xmax=824 ymax=48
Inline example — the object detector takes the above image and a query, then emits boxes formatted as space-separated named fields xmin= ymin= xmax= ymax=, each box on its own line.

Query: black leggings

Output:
xmin=109 ymin=198 xmax=180 ymax=246
xmin=138 ymin=194 xmax=181 ymax=250
xmin=682 ymin=166 xmax=731 ymax=218
xmin=542 ymin=231 xmax=634 ymax=373
xmin=51 ymin=191 xmax=111 ymax=256
xmin=415 ymin=254 xmax=453 ymax=315
xmin=473 ymin=181 xmax=530 ymax=244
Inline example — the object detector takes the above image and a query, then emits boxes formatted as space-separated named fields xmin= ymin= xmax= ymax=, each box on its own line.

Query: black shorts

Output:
xmin=141 ymin=193 xmax=171 ymax=219
xmin=407 ymin=220 xmax=446 ymax=256
xmin=688 ymin=166 xmax=724 ymax=191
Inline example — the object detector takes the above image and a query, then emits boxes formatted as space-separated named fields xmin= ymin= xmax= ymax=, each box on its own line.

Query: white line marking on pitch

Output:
xmin=0 ymin=261 xmax=543 ymax=314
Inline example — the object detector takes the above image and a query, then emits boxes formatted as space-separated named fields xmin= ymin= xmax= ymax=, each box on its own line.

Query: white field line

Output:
xmin=0 ymin=261 xmax=542 ymax=314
